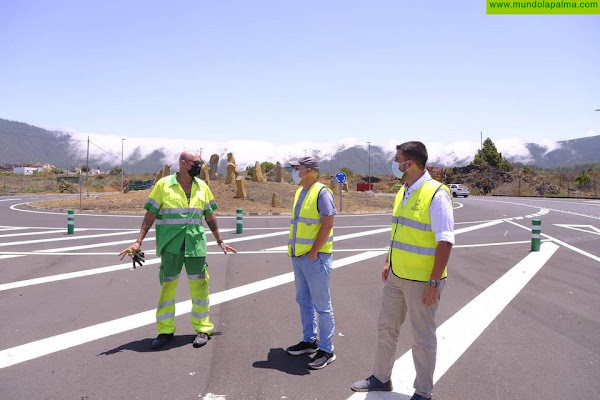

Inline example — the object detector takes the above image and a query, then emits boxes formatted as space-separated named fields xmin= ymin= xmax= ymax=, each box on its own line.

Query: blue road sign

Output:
xmin=335 ymin=172 xmax=347 ymax=184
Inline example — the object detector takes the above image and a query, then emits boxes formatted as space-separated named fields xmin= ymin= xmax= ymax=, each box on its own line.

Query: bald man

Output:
xmin=120 ymin=151 xmax=237 ymax=350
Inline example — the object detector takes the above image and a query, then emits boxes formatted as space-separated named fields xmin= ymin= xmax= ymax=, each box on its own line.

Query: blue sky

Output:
xmin=1 ymin=1 xmax=599 ymax=166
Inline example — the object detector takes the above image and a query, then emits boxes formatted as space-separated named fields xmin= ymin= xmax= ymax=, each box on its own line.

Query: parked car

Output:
xmin=449 ymin=184 xmax=469 ymax=197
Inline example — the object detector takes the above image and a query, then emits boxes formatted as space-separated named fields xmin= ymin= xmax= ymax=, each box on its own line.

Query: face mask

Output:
xmin=188 ymin=163 xmax=202 ymax=177
xmin=391 ymin=160 xmax=409 ymax=179
xmin=292 ymin=169 xmax=302 ymax=184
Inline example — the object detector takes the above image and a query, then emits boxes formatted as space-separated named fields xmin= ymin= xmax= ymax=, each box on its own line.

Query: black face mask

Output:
xmin=188 ymin=164 xmax=202 ymax=177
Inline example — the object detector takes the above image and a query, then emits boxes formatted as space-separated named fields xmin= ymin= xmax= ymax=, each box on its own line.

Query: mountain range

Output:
xmin=1 ymin=118 xmax=598 ymax=174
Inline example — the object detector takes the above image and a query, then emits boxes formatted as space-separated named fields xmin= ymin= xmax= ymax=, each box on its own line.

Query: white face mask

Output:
xmin=391 ymin=160 xmax=409 ymax=179
xmin=292 ymin=169 xmax=302 ymax=184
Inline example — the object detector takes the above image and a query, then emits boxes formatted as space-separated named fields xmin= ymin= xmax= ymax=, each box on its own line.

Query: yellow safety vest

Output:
xmin=288 ymin=182 xmax=334 ymax=257
xmin=389 ymin=179 xmax=450 ymax=281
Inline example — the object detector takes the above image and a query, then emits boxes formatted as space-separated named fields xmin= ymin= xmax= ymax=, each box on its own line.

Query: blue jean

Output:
xmin=292 ymin=252 xmax=335 ymax=353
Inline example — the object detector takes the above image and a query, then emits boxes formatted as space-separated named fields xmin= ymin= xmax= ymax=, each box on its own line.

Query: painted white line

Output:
xmin=453 ymin=220 xmax=503 ymax=234
xmin=9 ymin=202 xmax=144 ymax=218
xmin=0 ymin=255 xmax=26 ymax=260
xmin=0 ymin=230 xmax=289 ymax=292
xmin=504 ymin=219 xmax=600 ymax=263
xmin=0 ymin=251 xmax=386 ymax=369
xmin=0 ymin=198 xmax=21 ymax=202
xmin=554 ymin=224 xmax=600 ymax=236
xmin=348 ymin=242 xmax=559 ymax=399
xmin=264 ymin=227 xmax=391 ymax=251
xmin=0 ymin=239 xmax=553 ymax=256
xmin=0 ymin=229 xmax=79 ymax=239
xmin=453 ymin=201 xmax=464 ymax=209
xmin=0 ymin=230 xmax=140 ymax=248
xmin=0 ymin=227 xmax=27 ymax=232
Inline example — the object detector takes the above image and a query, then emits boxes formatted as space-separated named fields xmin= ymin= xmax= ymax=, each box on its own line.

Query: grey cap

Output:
xmin=289 ymin=156 xmax=320 ymax=171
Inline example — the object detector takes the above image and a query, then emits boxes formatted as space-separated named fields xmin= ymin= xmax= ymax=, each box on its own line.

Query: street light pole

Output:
xmin=367 ymin=141 xmax=371 ymax=190
xmin=121 ymin=139 xmax=125 ymax=192
xmin=199 ymin=148 xmax=204 ymax=161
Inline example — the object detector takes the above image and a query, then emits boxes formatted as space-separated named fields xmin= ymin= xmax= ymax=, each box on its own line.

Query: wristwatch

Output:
xmin=427 ymin=279 xmax=440 ymax=288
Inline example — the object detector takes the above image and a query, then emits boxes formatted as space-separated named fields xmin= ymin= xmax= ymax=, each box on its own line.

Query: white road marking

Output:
xmin=347 ymin=242 xmax=559 ymax=399
xmin=554 ymin=224 xmax=600 ymax=236
xmin=0 ymin=239 xmax=552 ymax=256
xmin=0 ymin=218 xmax=510 ymax=367
xmin=0 ymin=230 xmax=140 ymax=248
xmin=264 ymin=228 xmax=391 ymax=251
xmin=0 ymin=229 xmax=80 ymax=239
xmin=0 ymin=230 xmax=289 ymax=292
xmin=0 ymin=251 xmax=385 ymax=369
xmin=0 ymin=198 xmax=21 ymax=202
xmin=9 ymin=202 xmax=144 ymax=218
xmin=504 ymin=219 xmax=600 ymax=263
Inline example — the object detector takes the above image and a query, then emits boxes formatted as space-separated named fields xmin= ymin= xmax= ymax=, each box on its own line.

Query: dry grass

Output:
xmin=30 ymin=180 xmax=395 ymax=215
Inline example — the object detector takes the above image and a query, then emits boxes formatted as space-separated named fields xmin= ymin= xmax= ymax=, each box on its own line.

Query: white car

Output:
xmin=449 ymin=184 xmax=469 ymax=198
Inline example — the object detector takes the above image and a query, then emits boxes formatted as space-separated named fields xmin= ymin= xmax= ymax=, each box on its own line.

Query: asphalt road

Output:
xmin=0 ymin=194 xmax=599 ymax=400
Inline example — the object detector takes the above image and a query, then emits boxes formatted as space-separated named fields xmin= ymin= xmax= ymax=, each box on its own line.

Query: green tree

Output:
xmin=340 ymin=167 xmax=354 ymax=177
xmin=261 ymin=161 xmax=275 ymax=174
xmin=575 ymin=170 xmax=591 ymax=189
xmin=473 ymin=138 xmax=503 ymax=167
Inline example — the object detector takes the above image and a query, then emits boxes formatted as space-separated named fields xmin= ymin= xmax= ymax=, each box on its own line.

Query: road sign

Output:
xmin=335 ymin=172 xmax=347 ymax=184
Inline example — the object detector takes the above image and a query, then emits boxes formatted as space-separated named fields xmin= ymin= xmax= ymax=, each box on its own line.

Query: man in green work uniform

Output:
xmin=120 ymin=150 xmax=237 ymax=350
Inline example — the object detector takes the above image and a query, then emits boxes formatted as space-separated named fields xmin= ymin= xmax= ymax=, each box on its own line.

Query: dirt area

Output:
xmin=30 ymin=180 xmax=395 ymax=215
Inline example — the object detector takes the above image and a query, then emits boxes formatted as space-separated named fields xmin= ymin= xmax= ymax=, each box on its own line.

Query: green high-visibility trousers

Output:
xmin=156 ymin=251 xmax=213 ymax=335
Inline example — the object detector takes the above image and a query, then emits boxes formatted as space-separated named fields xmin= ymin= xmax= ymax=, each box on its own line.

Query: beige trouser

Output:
xmin=373 ymin=272 xmax=445 ymax=399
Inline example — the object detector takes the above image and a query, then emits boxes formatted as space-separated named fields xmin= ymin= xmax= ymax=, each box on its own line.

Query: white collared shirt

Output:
xmin=402 ymin=170 xmax=455 ymax=245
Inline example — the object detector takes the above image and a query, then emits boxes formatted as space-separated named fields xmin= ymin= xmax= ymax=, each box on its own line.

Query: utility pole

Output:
xmin=86 ymin=136 xmax=89 ymax=182
xmin=480 ymin=130 xmax=483 ymax=151
xmin=303 ymin=149 xmax=307 ymax=156
xmin=121 ymin=139 xmax=125 ymax=192
xmin=199 ymin=148 xmax=203 ymax=161
xmin=367 ymin=141 xmax=371 ymax=190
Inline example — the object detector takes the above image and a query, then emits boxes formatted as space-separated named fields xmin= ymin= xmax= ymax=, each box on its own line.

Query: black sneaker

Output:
xmin=308 ymin=349 xmax=336 ymax=370
xmin=286 ymin=340 xmax=318 ymax=356
xmin=151 ymin=333 xmax=173 ymax=349
xmin=193 ymin=332 xmax=210 ymax=348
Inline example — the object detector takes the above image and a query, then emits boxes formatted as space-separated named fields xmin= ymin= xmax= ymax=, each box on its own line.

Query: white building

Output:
xmin=13 ymin=167 xmax=43 ymax=175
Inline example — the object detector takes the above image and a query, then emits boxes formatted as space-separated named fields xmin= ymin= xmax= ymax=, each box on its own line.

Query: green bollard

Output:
xmin=67 ymin=209 xmax=75 ymax=234
xmin=531 ymin=219 xmax=541 ymax=251
xmin=236 ymin=208 xmax=243 ymax=234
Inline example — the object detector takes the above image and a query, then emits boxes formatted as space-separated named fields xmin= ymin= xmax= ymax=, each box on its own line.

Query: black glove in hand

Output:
xmin=132 ymin=250 xmax=145 ymax=268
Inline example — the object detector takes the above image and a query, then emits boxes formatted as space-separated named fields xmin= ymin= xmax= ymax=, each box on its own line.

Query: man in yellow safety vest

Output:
xmin=351 ymin=141 xmax=454 ymax=400
xmin=285 ymin=156 xmax=337 ymax=370
xmin=119 ymin=150 xmax=237 ymax=350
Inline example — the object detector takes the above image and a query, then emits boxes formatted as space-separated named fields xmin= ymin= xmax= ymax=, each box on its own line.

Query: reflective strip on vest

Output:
xmin=288 ymin=236 xmax=334 ymax=246
xmin=146 ymin=197 xmax=160 ymax=210
xmin=159 ymin=207 xmax=205 ymax=215
xmin=390 ymin=240 xmax=436 ymax=256
xmin=391 ymin=216 xmax=432 ymax=232
xmin=156 ymin=218 xmax=204 ymax=226
xmin=291 ymin=216 xmax=322 ymax=225
xmin=187 ymin=273 xmax=206 ymax=280
xmin=192 ymin=299 xmax=210 ymax=307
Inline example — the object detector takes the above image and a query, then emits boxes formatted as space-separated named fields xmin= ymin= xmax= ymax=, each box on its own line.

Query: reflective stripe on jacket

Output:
xmin=144 ymin=174 xmax=217 ymax=256
xmin=389 ymin=179 xmax=450 ymax=281
xmin=288 ymin=182 xmax=333 ymax=257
